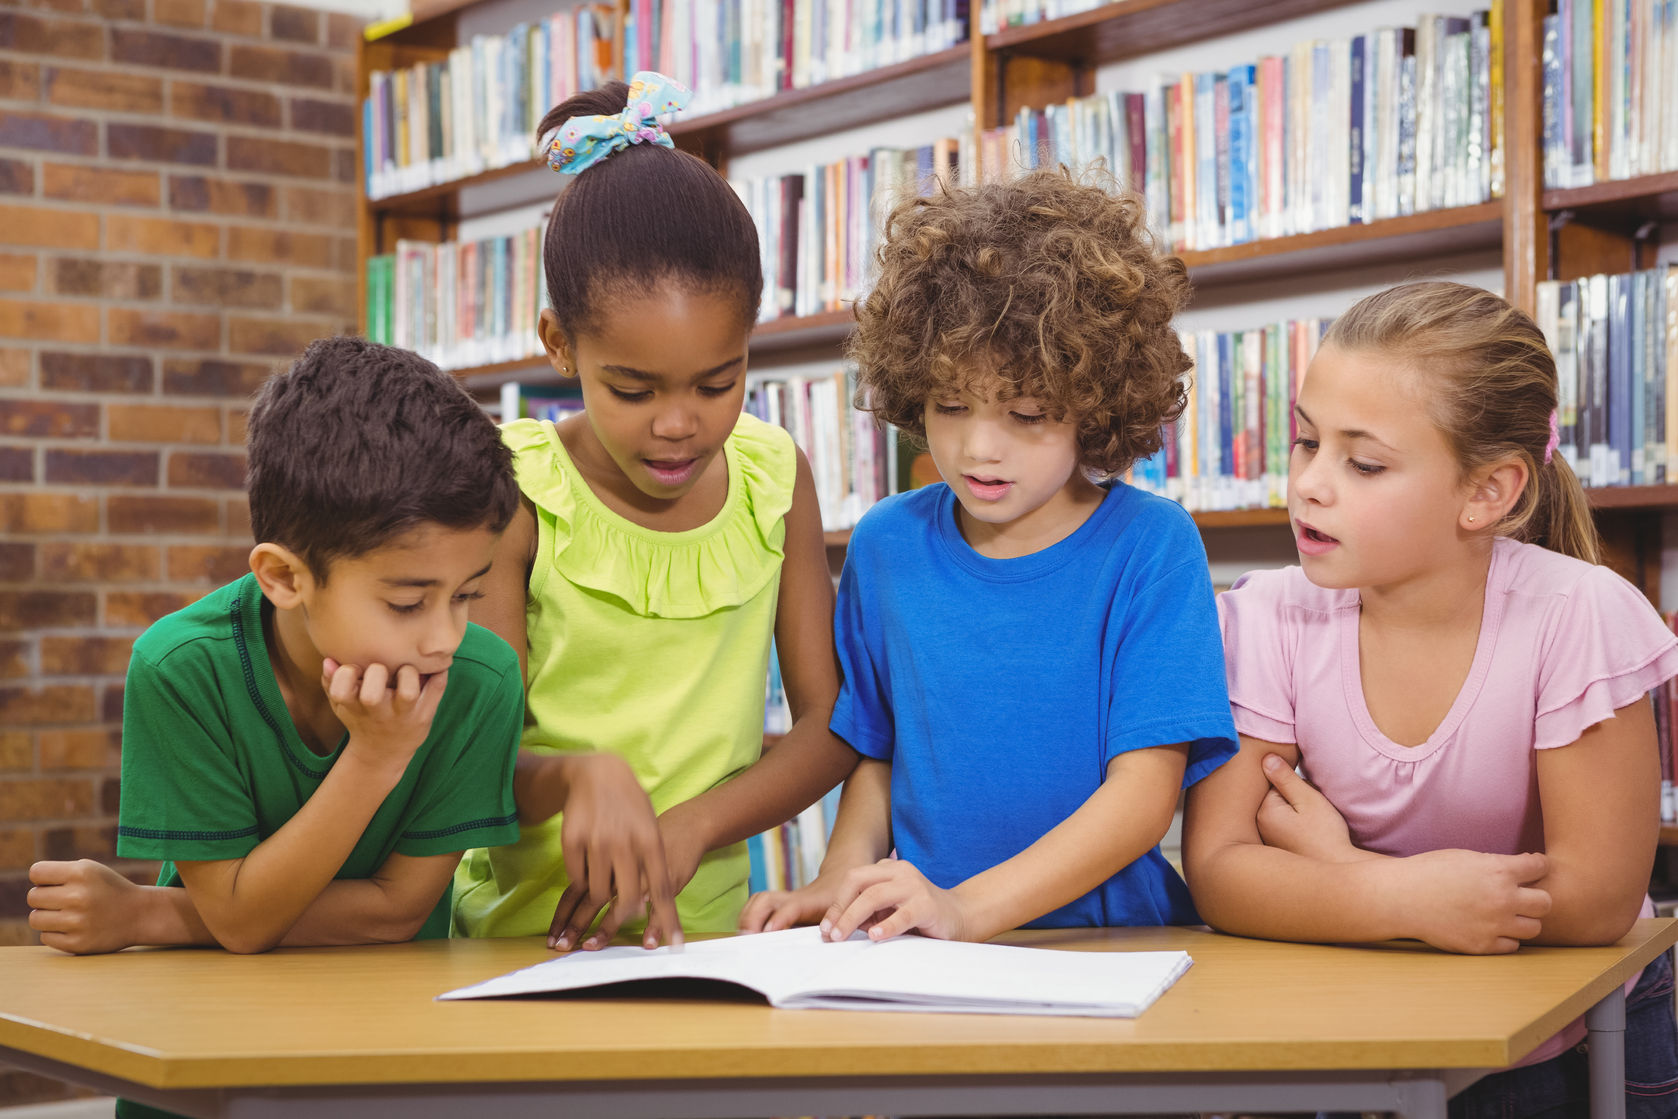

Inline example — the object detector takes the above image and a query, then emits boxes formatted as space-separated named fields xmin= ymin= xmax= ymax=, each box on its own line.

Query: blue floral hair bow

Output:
xmin=547 ymin=71 xmax=692 ymax=175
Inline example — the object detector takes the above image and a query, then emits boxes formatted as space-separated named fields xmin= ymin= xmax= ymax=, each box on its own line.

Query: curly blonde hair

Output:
xmin=848 ymin=167 xmax=1191 ymax=476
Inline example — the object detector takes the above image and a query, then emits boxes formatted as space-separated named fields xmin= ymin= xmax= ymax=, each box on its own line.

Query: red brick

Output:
xmin=0 ymin=775 xmax=97 ymax=818
xmin=0 ymin=591 xmax=95 ymax=630
xmin=42 ymin=161 xmax=160 ymax=207
xmin=230 ymin=316 xmax=345 ymax=357
xmin=269 ymin=3 xmax=318 ymax=43
xmin=227 ymin=44 xmax=333 ymax=90
xmin=226 ymin=408 xmax=248 ymax=443
xmin=0 ymin=446 xmax=34 ymax=481
xmin=0 ymin=157 xmax=33 ymax=194
xmin=47 ymin=257 xmax=161 ymax=299
xmin=42 ymin=66 xmax=162 ymax=113
xmin=103 ymin=682 xmax=122 ymax=725
xmin=168 ymin=173 xmax=275 ymax=218
xmin=0 ymin=399 xmax=97 ymax=437
xmin=103 ymin=213 xmax=219 ymax=258
xmin=0 ymin=109 xmax=97 ymax=155
xmin=0 ymin=732 xmax=30 ymax=772
xmin=108 ymin=494 xmax=219 ymax=534
xmin=40 ymin=639 xmax=133 ymax=678
xmin=332 ymin=146 xmax=355 ymax=184
xmin=162 ymin=356 xmax=272 ymax=396
xmin=225 ymin=494 xmax=249 ymax=536
xmin=0 ymin=298 xmax=97 ymax=341
xmin=289 ymin=96 xmax=355 ymax=137
xmin=40 ymin=351 xmax=152 ymax=392
xmin=43 ymin=448 xmax=157 ymax=487
xmin=172 ymin=265 xmax=282 ymax=309
xmin=286 ymin=274 xmax=354 ymax=314
xmin=166 ymin=449 xmax=244 ymax=489
xmin=333 ymin=56 xmax=355 ymax=97
xmin=208 ymin=0 xmax=263 ymax=38
xmin=281 ymin=184 xmax=354 ymax=227
xmin=104 ymin=591 xmax=193 ymax=627
xmin=107 ymin=123 xmax=217 ymax=167
xmin=39 ymin=730 xmax=120 ymax=771
xmin=0 ymin=542 xmax=32 ymax=581
xmin=108 ymin=307 xmax=219 ymax=350
xmin=224 ymin=225 xmax=332 ymax=268
xmin=0 ymin=347 xmax=27 ymax=387
xmin=0 ymin=203 xmax=97 ymax=248
xmin=0 ymin=251 xmax=36 ymax=292
xmin=38 ymin=541 xmax=157 ymax=582
xmin=0 ymin=688 xmax=96 ymax=727
xmin=167 ymin=545 xmax=250 ymax=583
xmin=99 ymin=775 xmax=120 ymax=815
xmin=170 ymin=81 xmax=281 ymax=128
xmin=332 ymin=234 xmax=357 ymax=271
xmin=0 ymin=492 xmax=98 ymax=534
xmin=110 ymin=28 xmax=220 ymax=73
xmin=153 ymin=0 xmax=206 ymax=27
xmin=226 ymin=134 xmax=332 ymax=179
xmin=325 ymin=11 xmax=361 ymax=51
xmin=109 ymin=402 xmax=221 ymax=443
xmin=0 ymin=13 xmax=104 ymax=62
xmin=41 ymin=824 xmax=117 ymax=861
xmin=0 ymin=59 xmax=42 ymax=101
xmin=92 ymin=0 xmax=147 ymax=17
xmin=0 ymin=641 xmax=27 ymax=681
xmin=0 ymin=828 xmax=33 ymax=869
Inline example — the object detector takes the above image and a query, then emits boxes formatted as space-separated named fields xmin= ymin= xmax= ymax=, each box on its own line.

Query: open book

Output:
xmin=439 ymin=926 xmax=1191 ymax=1018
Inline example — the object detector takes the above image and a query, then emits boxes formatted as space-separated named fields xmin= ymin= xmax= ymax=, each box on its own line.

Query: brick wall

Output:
xmin=0 ymin=0 xmax=361 ymax=1106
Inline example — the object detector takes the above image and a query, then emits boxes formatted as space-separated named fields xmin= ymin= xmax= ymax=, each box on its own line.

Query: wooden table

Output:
xmin=2 ymin=919 xmax=1673 ymax=1119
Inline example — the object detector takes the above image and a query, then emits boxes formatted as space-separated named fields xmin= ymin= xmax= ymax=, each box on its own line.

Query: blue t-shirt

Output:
xmin=830 ymin=481 xmax=1237 ymax=928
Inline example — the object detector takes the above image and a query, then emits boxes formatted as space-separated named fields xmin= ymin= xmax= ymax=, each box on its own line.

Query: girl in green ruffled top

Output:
xmin=453 ymin=73 xmax=858 ymax=951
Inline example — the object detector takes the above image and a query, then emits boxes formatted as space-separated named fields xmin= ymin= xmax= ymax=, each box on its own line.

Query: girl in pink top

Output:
xmin=1184 ymin=282 xmax=1678 ymax=1117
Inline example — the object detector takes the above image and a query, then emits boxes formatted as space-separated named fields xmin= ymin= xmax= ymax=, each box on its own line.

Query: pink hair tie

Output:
xmin=1544 ymin=409 xmax=1560 ymax=465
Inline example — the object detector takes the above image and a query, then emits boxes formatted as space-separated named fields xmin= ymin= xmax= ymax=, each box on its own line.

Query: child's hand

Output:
xmin=26 ymin=859 xmax=143 ymax=955
xmin=738 ymin=873 xmax=846 ymax=933
xmin=1255 ymin=753 xmax=1360 ymax=862
xmin=547 ymin=753 xmax=681 ymax=953
xmin=321 ymin=658 xmax=447 ymax=774
xmin=1398 ymin=849 xmax=1553 ymax=954
xmin=820 ymin=858 xmax=973 ymax=943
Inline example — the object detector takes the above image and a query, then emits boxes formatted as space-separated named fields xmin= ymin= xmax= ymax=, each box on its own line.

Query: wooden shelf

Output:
xmin=1191 ymin=507 xmax=1290 ymax=528
xmin=1586 ymin=485 xmax=1678 ymax=512
xmin=1662 ymin=824 xmax=1678 ymax=847
xmin=1177 ymin=202 xmax=1505 ymax=287
xmin=987 ymin=0 xmax=1359 ymax=65
xmin=367 ymin=158 xmax=548 ymax=218
xmin=1542 ymin=172 xmax=1678 ymax=224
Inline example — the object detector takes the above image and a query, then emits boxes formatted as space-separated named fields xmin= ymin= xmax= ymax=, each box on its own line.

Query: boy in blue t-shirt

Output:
xmin=26 ymin=337 xmax=524 ymax=957
xmin=741 ymin=171 xmax=1237 ymax=942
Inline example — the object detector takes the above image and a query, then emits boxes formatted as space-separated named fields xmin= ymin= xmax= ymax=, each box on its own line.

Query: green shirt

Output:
xmin=452 ymin=413 xmax=795 ymax=938
xmin=115 ymin=573 xmax=522 ymax=941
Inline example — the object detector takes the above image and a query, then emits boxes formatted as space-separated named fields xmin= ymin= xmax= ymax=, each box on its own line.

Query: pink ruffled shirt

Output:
xmin=1219 ymin=535 xmax=1678 ymax=1064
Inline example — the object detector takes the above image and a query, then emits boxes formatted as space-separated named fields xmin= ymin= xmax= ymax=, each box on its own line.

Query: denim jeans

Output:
xmin=1316 ymin=950 xmax=1678 ymax=1119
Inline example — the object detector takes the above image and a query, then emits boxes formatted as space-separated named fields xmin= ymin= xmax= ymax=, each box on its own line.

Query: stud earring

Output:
xmin=1467 ymin=515 xmax=1475 ymax=523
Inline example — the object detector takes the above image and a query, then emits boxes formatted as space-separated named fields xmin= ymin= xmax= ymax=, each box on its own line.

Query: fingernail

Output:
xmin=818 ymin=919 xmax=831 ymax=934
xmin=645 ymin=934 xmax=657 ymax=949
xmin=583 ymin=936 xmax=599 ymax=950
xmin=552 ymin=935 xmax=568 ymax=951
xmin=1263 ymin=754 xmax=1282 ymax=771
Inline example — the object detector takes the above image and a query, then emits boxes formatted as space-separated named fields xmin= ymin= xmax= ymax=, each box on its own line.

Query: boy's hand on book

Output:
xmin=547 ymin=753 xmax=682 ymax=953
xmin=322 ymin=658 xmax=447 ymax=774
xmin=820 ymin=858 xmax=972 ymax=944
xmin=26 ymin=859 xmax=144 ymax=955
xmin=739 ymin=874 xmax=844 ymax=933
xmin=1255 ymin=753 xmax=1361 ymax=863
xmin=1398 ymin=849 xmax=1553 ymax=954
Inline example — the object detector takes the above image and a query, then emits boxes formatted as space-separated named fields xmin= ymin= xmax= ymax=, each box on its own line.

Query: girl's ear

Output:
xmin=250 ymin=543 xmax=311 ymax=609
xmin=1461 ymin=456 xmax=1529 ymax=532
xmin=537 ymin=308 xmax=577 ymax=379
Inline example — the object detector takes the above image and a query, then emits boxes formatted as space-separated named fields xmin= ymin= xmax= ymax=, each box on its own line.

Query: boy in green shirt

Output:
xmin=25 ymin=336 xmax=524 ymax=956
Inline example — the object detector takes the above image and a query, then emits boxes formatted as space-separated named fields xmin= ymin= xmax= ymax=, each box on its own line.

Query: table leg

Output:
xmin=1587 ymin=984 xmax=1627 ymax=1119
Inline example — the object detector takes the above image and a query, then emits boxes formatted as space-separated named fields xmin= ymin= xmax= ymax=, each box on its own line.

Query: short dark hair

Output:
xmin=850 ymin=168 xmax=1191 ymax=477
xmin=246 ymin=336 xmax=519 ymax=580
xmin=536 ymin=81 xmax=763 ymax=341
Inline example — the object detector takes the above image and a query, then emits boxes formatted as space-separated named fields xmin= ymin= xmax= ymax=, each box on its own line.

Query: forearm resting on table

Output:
xmin=951 ymin=745 xmax=1186 ymax=942
xmin=1187 ymin=840 xmax=1418 ymax=943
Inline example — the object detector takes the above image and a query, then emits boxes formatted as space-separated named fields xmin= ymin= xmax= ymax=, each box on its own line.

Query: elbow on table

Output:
xmin=213 ymin=924 xmax=285 ymax=955
xmin=1543 ymin=901 xmax=1644 ymax=947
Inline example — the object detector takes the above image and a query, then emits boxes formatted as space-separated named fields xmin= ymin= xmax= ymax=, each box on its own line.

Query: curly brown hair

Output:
xmin=848 ymin=167 xmax=1191 ymax=476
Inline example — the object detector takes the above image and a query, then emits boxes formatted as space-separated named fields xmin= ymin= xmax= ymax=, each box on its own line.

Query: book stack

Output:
xmin=746 ymin=367 xmax=897 ymax=531
xmin=977 ymin=9 xmax=1505 ymax=253
xmin=1534 ymin=266 xmax=1677 ymax=489
xmin=1541 ymin=0 xmax=1678 ymax=190
xmin=366 ymin=228 xmax=548 ymax=372
xmin=1128 ymin=319 xmax=1329 ymax=513
xmin=362 ymin=5 xmax=617 ymax=200
xmin=733 ymin=138 xmax=964 ymax=323
xmin=748 ymin=787 xmax=842 ymax=894
xmin=626 ymin=0 xmax=970 ymax=117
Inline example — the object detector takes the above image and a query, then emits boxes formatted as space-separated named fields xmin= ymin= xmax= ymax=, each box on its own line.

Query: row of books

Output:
xmin=733 ymin=139 xmax=961 ymax=323
xmin=747 ymin=786 xmax=841 ymax=893
xmin=365 ymin=230 xmax=549 ymax=372
xmin=1534 ymin=265 xmax=1678 ymax=490
xmin=498 ymin=381 xmax=582 ymax=424
xmin=1541 ymin=0 xmax=1678 ymax=191
xmin=977 ymin=0 xmax=1107 ymax=34
xmin=625 ymin=0 xmax=969 ymax=117
xmin=1129 ymin=319 xmax=1330 ymax=513
xmin=977 ymin=10 xmax=1505 ymax=253
xmin=746 ymin=367 xmax=900 ymax=531
xmin=363 ymin=6 xmax=616 ymax=200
